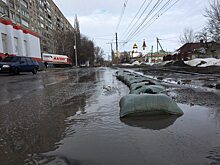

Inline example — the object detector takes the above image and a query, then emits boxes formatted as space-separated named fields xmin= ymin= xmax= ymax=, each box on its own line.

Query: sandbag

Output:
xmin=116 ymin=71 xmax=135 ymax=84
xmin=116 ymin=71 xmax=128 ymax=81
xmin=130 ymin=85 xmax=167 ymax=94
xmin=130 ymin=82 xmax=157 ymax=90
xmin=119 ymin=94 xmax=183 ymax=118
xmin=127 ymin=77 xmax=157 ymax=87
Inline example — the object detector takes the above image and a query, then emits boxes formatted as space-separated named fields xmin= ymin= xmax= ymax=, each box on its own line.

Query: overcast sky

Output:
xmin=53 ymin=0 xmax=210 ymax=58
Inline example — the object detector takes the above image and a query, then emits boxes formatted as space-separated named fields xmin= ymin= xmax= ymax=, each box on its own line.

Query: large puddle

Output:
xmin=2 ymin=68 xmax=220 ymax=165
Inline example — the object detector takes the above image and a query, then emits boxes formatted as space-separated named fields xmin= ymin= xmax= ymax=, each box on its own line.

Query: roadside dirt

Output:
xmin=129 ymin=66 xmax=220 ymax=110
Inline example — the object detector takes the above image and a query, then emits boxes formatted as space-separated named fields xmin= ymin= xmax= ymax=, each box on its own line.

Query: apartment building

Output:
xmin=0 ymin=0 xmax=74 ymax=53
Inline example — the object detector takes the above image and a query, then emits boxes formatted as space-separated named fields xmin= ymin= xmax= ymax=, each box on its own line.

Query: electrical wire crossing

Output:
xmin=127 ymin=0 xmax=173 ymax=41
xmin=115 ymin=0 xmax=129 ymax=33
xmin=120 ymin=0 xmax=150 ymax=39
xmin=121 ymin=0 xmax=181 ymax=46
xmin=124 ymin=0 xmax=164 ymax=42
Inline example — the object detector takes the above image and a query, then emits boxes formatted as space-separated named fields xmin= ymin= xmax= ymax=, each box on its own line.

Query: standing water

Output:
xmin=7 ymin=68 xmax=220 ymax=164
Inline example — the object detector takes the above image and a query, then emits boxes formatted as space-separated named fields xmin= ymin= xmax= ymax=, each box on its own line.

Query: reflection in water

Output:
xmin=0 ymin=69 xmax=97 ymax=165
xmin=0 ymin=72 xmax=70 ymax=106
xmin=207 ymin=147 xmax=220 ymax=164
xmin=25 ymin=154 xmax=80 ymax=165
xmin=1 ymin=68 xmax=220 ymax=165
xmin=120 ymin=115 xmax=179 ymax=130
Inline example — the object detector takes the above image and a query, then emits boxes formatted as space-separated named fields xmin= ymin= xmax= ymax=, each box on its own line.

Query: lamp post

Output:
xmin=74 ymin=31 xmax=78 ymax=67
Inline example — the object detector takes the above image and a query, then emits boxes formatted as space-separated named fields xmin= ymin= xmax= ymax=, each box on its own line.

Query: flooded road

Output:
xmin=0 ymin=68 xmax=220 ymax=165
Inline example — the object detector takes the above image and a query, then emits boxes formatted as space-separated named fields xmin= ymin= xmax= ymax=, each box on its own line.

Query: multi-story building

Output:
xmin=0 ymin=0 xmax=8 ymax=17
xmin=0 ymin=0 xmax=74 ymax=54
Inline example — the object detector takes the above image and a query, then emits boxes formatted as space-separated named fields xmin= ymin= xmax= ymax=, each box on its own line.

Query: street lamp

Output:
xmin=74 ymin=32 xmax=78 ymax=67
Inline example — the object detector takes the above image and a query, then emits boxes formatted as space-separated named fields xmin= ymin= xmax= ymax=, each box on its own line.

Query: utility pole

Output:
xmin=110 ymin=43 xmax=113 ymax=54
xmin=74 ymin=32 xmax=78 ymax=67
xmin=157 ymin=37 xmax=164 ymax=53
xmin=157 ymin=38 xmax=159 ymax=53
xmin=116 ymin=33 xmax=118 ymax=53
xmin=115 ymin=33 xmax=119 ymax=64
xmin=111 ymin=43 xmax=114 ymax=62
xmin=107 ymin=39 xmax=126 ymax=64
xmin=151 ymin=45 xmax=154 ymax=63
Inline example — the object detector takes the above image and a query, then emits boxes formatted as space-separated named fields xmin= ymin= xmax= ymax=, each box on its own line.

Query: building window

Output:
xmin=9 ymin=1 xmax=15 ymax=9
xmin=40 ymin=15 xmax=44 ymax=21
xmin=40 ymin=23 xmax=44 ymax=28
xmin=20 ymin=0 xmax=28 ymax=8
xmin=15 ymin=15 xmax=21 ymax=23
xmin=14 ymin=37 xmax=19 ymax=55
xmin=48 ymin=22 xmax=52 ymax=29
xmin=21 ymin=19 xmax=29 ymax=27
xmin=24 ymin=40 xmax=28 ymax=56
xmin=10 ymin=11 xmax=15 ymax=23
xmin=17 ymin=5 xmax=20 ymax=12
xmin=0 ymin=6 xmax=7 ymax=15
xmin=39 ymin=7 xmax=43 ymax=13
xmin=21 ymin=9 xmax=29 ymax=18
xmin=1 ymin=33 xmax=8 ymax=53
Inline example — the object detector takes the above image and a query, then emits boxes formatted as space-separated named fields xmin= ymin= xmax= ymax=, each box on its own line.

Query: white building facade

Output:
xmin=0 ymin=18 xmax=41 ymax=61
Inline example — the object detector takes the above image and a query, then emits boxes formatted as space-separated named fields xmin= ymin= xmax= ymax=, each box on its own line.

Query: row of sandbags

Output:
xmin=116 ymin=70 xmax=184 ymax=118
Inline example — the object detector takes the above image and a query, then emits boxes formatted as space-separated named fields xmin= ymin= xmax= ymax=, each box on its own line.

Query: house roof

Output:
xmin=177 ymin=41 xmax=220 ymax=53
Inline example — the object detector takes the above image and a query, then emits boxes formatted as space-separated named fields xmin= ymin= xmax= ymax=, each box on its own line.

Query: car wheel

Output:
xmin=32 ymin=68 xmax=37 ymax=74
xmin=14 ymin=68 xmax=20 ymax=75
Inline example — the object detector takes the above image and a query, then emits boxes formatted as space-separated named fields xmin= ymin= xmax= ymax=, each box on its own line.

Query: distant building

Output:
xmin=0 ymin=0 xmax=74 ymax=54
xmin=167 ymin=40 xmax=220 ymax=61
xmin=0 ymin=1 xmax=8 ymax=17
xmin=145 ymin=50 xmax=167 ymax=63
xmin=131 ymin=43 xmax=140 ymax=58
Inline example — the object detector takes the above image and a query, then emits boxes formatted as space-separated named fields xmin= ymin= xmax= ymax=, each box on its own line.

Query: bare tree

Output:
xmin=51 ymin=15 xmax=100 ymax=65
xmin=179 ymin=28 xmax=195 ymax=44
xmin=94 ymin=46 xmax=104 ymax=64
xmin=120 ymin=51 xmax=130 ymax=63
xmin=205 ymin=0 xmax=220 ymax=41
xmin=52 ymin=30 xmax=75 ymax=58
xmin=195 ymin=28 xmax=210 ymax=42
xmin=79 ymin=35 xmax=95 ymax=65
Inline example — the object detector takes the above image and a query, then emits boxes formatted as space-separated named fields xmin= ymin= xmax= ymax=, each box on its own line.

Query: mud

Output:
xmin=0 ymin=68 xmax=220 ymax=165
xmin=139 ymin=68 xmax=220 ymax=110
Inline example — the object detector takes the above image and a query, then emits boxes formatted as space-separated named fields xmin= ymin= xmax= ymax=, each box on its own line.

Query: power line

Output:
xmin=123 ymin=0 xmax=164 ymax=42
xmin=125 ymin=0 xmax=165 ymax=41
xmin=132 ymin=0 xmax=180 ymax=39
xmin=125 ymin=0 xmax=181 ymax=44
xmin=127 ymin=0 xmax=173 ymax=41
xmin=94 ymin=38 xmax=113 ymax=41
xmin=115 ymin=0 xmax=129 ymax=32
xmin=120 ymin=0 xmax=150 ymax=39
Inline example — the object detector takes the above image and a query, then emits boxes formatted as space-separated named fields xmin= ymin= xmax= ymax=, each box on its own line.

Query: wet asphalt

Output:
xmin=0 ymin=67 xmax=220 ymax=165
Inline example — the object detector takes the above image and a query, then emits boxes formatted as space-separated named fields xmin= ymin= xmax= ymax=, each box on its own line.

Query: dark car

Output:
xmin=0 ymin=56 xmax=39 ymax=75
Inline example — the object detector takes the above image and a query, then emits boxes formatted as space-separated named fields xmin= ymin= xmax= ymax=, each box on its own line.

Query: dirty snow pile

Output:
xmin=121 ymin=61 xmax=154 ymax=66
xmin=184 ymin=58 xmax=220 ymax=67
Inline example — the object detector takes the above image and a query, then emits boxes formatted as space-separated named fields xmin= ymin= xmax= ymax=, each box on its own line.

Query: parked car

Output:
xmin=0 ymin=56 xmax=39 ymax=75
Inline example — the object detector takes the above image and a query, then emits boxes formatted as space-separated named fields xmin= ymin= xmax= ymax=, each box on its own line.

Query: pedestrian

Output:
xmin=44 ymin=61 xmax=48 ymax=69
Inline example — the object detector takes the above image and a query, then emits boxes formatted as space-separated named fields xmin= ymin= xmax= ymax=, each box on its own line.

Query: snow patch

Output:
xmin=184 ymin=58 xmax=220 ymax=67
xmin=121 ymin=61 xmax=154 ymax=66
